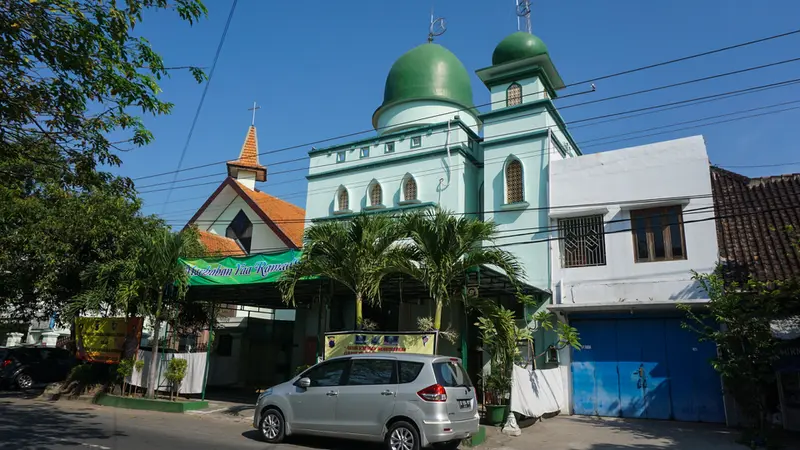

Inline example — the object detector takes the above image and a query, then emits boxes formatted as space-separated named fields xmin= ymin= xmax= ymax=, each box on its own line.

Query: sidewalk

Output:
xmin=484 ymin=415 xmax=747 ymax=450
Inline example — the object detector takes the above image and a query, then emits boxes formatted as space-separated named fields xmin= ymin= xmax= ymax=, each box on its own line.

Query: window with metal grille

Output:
xmin=370 ymin=182 xmax=382 ymax=206
xmin=505 ymin=159 xmax=524 ymax=204
xmin=507 ymin=83 xmax=522 ymax=107
xmin=630 ymin=206 xmax=687 ymax=262
xmin=337 ymin=188 xmax=349 ymax=211
xmin=403 ymin=176 xmax=417 ymax=201
xmin=558 ymin=215 xmax=607 ymax=268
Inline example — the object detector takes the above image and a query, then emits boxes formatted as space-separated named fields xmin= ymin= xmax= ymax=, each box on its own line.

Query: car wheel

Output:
xmin=433 ymin=440 xmax=462 ymax=450
xmin=259 ymin=408 xmax=285 ymax=443
xmin=386 ymin=420 xmax=420 ymax=450
xmin=15 ymin=373 xmax=33 ymax=390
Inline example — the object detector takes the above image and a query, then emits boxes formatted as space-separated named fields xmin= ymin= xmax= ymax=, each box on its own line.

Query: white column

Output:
xmin=41 ymin=331 xmax=59 ymax=347
xmin=4 ymin=332 xmax=23 ymax=347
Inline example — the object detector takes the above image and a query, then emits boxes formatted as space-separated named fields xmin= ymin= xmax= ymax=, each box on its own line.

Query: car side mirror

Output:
xmin=296 ymin=377 xmax=311 ymax=388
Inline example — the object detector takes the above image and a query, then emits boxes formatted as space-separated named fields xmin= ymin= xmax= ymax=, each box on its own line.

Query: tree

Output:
xmin=122 ymin=226 xmax=203 ymax=399
xmin=0 ymin=0 xmax=207 ymax=186
xmin=165 ymin=357 xmax=188 ymax=401
xmin=395 ymin=208 xmax=525 ymax=330
xmin=0 ymin=141 xmax=146 ymax=323
xmin=279 ymin=214 xmax=403 ymax=329
xmin=679 ymin=267 xmax=800 ymax=442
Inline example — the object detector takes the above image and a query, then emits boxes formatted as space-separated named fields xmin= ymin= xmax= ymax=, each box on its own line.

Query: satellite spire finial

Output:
xmin=428 ymin=7 xmax=446 ymax=43
xmin=516 ymin=0 xmax=532 ymax=34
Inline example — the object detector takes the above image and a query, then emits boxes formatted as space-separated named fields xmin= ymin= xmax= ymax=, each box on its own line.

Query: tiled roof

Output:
xmin=197 ymin=230 xmax=245 ymax=257
xmin=227 ymin=126 xmax=266 ymax=181
xmin=711 ymin=166 xmax=800 ymax=282
xmin=234 ymin=181 xmax=306 ymax=248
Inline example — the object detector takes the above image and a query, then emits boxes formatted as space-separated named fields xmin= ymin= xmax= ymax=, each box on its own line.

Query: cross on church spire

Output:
xmin=248 ymin=101 xmax=261 ymax=126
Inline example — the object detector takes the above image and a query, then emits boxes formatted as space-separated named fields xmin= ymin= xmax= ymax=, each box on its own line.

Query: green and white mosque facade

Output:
xmin=305 ymin=31 xmax=579 ymax=297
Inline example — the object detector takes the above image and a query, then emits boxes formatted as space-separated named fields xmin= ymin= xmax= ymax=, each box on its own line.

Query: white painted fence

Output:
xmin=126 ymin=350 xmax=207 ymax=394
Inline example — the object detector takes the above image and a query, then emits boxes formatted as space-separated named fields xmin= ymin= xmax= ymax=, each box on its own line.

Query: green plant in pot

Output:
xmin=475 ymin=301 xmax=531 ymax=427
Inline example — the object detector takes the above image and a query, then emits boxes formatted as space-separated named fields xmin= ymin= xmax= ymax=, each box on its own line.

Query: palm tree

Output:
xmin=279 ymin=214 xmax=403 ymax=329
xmin=134 ymin=226 xmax=204 ymax=399
xmin=396 ymin=207 xmax=525 ymax=330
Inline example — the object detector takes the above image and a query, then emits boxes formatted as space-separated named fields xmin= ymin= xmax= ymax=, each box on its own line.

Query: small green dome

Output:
xmin=492 ymin=32 xmax=549 ymax=66
xmin=374 ymin=43 xmax=474 ymax=122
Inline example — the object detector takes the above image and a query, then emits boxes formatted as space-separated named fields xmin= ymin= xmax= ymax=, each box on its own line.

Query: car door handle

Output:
xmin=326 ymin=391 xmax=338 ymax=396
xmin=381 ymin=390 xmax=395 ymax=396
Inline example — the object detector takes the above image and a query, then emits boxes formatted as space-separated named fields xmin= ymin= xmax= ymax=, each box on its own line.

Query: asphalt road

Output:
xmin=0 ymin=392 xmax=380 ymax=450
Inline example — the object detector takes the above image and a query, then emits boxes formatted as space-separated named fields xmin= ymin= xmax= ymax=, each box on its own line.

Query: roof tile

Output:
xmin=198 ymin=230 xmax=245 ymax=257
xmin=711 ymin=167 xmax=800 ymax=282
xmin=234 ymin=181 xmax=306 ymax=248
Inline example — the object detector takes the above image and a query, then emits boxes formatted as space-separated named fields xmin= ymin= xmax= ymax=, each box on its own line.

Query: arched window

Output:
xmin=337 ymin=187 xmax=349 ymax=211
xmin=369 ymin=182 xmax=383 ymax=206
xmin=506 ymin=83 xmax=522 ymax=107
xmin=403 ymin=175 xmax=417 ymax=202
xmin=505 ymin=159 xmax=524 ymax=204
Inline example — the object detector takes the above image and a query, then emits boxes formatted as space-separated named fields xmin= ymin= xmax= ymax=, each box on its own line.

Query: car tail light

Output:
xmin=1 ymin=359 xmax=11 ymax=368
xmin=417 ymin=384 xmax=447 ymax=402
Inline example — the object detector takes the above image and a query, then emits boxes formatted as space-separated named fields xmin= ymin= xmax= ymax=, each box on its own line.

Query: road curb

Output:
xmin=94 ymin=393 xmax=209 ymax=413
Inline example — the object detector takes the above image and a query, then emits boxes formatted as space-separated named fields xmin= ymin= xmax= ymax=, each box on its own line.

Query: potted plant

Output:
xmin=475 ymin=302 xmax=531 ymax=427
xmin=482 ymin=371 xmax=512 ymax=426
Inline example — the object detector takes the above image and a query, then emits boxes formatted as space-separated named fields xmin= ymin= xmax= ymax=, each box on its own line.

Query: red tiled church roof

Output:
xmin=234 ymin=181 xmax=306 ymax=248
xmin=197 ymin=230 xmax=245 ymax=257
xmin=186 ymin=177 xmax=305 ymax=250
xmin=711 ymin=166 xmax=800 ymax=282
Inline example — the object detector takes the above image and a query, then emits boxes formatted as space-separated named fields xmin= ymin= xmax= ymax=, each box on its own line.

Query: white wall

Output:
xmin=193 ymin=184 xmax=290 ymax=254
xmin=549 ymin=135 xmax=717 ymax=308
xmin=305 ymin=133 xmax=481 ymax=222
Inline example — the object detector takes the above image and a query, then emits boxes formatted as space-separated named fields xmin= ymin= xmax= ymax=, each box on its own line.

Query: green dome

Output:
xmin=492 ymin=32 xmax=549 ymax=66
xmin=375 ymin=43 xmax=474 ymax=121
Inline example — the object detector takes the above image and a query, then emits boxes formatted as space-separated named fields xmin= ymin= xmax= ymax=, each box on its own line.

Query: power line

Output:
xmin=133 ymin=29 xmax=800 ymax=183
xmin=185 ymin=193 xmax=797 ymax=257
xmin=146 ymin=92 xmax=800 ymax=199
xmin=160 ymin=0 xmax=239 ymax=213
xmin=565 ymin=28 xmax=800 ymax=86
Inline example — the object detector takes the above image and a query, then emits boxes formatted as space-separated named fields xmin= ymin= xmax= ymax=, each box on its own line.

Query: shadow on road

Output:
xmin=241 ymin=430 xmax=381 ymax=450
xmin=0 ymin=396 xmax=125 ymax=448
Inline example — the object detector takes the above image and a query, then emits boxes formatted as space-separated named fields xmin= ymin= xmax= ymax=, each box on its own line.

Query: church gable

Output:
xmin=186 ymin=177 xmax=305 ymax=251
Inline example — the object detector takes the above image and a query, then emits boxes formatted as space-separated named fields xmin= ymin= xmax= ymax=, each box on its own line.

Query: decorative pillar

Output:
xmin=5 ymin=332 xmax=23 ymax=347
xmin=41 ymin=331 xmax=59 ymax=347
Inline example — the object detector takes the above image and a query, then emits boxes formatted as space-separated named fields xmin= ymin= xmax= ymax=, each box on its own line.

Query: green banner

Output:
xmin=180 ymin=250 xmax=303 ymax=286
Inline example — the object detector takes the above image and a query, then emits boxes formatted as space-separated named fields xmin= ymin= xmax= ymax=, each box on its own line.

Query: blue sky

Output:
xmin=120 ymin=0 xmax=800 ymax=225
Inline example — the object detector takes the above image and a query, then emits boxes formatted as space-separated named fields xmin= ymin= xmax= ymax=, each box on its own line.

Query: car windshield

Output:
xmin=433 ymin=360 xmax=472 ymax=387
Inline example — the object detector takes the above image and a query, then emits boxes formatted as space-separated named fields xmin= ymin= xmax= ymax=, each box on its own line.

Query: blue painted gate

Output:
xmin=571 ymin=317 xmax=725 ymax=423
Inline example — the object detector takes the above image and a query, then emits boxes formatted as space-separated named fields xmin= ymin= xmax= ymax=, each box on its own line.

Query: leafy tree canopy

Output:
xmin=0 ymin=0 xmax=207 ymax=185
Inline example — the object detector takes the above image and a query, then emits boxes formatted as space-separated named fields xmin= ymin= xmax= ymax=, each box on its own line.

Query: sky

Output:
xmin=116 ymin=0 xmax=800 ymax=226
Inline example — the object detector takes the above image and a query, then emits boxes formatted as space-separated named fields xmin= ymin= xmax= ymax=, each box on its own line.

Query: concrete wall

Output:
xmin=549 ymin=135 xmax=717 ymax=308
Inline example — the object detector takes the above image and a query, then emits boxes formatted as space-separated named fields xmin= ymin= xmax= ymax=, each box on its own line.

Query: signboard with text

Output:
xmin=323 ymin=331 xmax=438 ymax=360
xmin=75 ymin=317 xmax=143 ymax=364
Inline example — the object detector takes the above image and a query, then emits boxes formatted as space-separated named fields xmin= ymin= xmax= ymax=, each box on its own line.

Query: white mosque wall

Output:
xmin=305 ymin=145 xmax=481 ymax=222
xmin=488 ymin=76 xmax=549 ymax=107
xmin=375 ymin=100 xmax=480 ymax=136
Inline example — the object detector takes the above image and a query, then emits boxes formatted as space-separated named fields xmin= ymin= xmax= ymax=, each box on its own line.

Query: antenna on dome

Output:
xmin=428 ymin=7 xmax=446 ymax=43
xmin=516 ymin=0 xmax=532 ymax=34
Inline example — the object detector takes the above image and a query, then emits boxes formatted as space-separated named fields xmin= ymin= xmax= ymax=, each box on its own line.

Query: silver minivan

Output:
xmin=253 ymin=353 xmax=479 ymax=450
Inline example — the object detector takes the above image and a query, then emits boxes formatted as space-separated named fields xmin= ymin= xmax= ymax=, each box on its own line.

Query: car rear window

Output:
xmin=398 ymin=361 xmax=424 ymax=384
xmin=433 ymin=360 xmax=472 ymax=387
